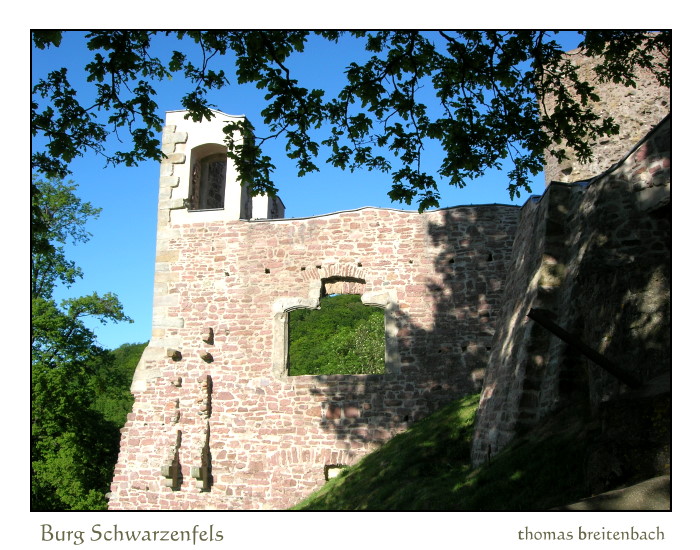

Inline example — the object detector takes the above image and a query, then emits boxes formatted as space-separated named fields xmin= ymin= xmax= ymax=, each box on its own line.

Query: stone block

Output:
xmin=202 ymin=327 xmax=214 ymax=344
xmin=326 ymin=404 xmax=342 ymax=420
xmin=157 ymin=209 xmax=171 ymax=226
xmin=161 ymin=198 xmax=187 ymax=211
xmin=635 ymin=185 xmax=670 ymax=213
xmin=154 ymin=317 xmax=185 ymax=329
xmin=160 ymin=176 xmax=180 ymax=188
xmin=155 ymin=250 xmax=180 ymax=263
xmin=167 ymin=153 xmax=186 ymax=164
xmin=153 ymin=293 xmax=179 ymax=307
xmin=163 ymin=131 xmax=188 ymax=145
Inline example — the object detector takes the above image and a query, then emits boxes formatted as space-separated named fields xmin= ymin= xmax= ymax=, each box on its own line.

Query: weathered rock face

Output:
xmin=471 ymin=116 xmax=670 ymax=467
xmin=542 ymin=45 xmax=669 ymax=185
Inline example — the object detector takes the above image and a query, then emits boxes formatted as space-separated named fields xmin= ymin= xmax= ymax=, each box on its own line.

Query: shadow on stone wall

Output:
xmin=303 ymin=182 xmax=669 ymax=497
xmin=303 ymin=206 xmax=517 ymax=451
xmin=471 ymin=117 xmax=671 ymax=493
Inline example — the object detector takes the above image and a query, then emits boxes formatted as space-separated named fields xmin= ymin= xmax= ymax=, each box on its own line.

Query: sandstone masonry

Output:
xmin=542 ymin=45 xmax=669 ymax=185
xmin=471 ymin=115 xmax=670 ymax=466
xmin=110 ymin=54 xmax=670 ymax=507
xmin=108 ymin=110 xmax=520 ymax=509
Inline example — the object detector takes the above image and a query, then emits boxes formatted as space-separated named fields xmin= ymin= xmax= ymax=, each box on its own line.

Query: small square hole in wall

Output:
xmin=324 ymin=464 xmax=347 ymax=481
xmin=265 ymin=268 xmax=270 ymax=274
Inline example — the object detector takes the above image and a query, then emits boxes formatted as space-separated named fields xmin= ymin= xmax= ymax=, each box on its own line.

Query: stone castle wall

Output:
xmin=471 ymin=115 xmax=670 ymax=465
xmin=110 ymin=44 xmax=670 ymax=507
xmin=542 ymin=45 xmax=669 ymax=185
xmin=109 ymin=172 xmax=519 ymax=508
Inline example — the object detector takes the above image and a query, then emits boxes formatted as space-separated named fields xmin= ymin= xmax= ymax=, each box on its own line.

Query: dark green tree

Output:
xmin=32 ymin=31 xmax=669 ymax=212
xmin=31 ymin=176 xmax=131 ymax=510
xmin=90 ymin=342 xmax=147 ymax=427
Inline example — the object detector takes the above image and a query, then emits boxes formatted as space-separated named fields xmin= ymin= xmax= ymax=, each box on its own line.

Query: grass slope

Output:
xmin=293 ymin=394 xmax=593 ymax=510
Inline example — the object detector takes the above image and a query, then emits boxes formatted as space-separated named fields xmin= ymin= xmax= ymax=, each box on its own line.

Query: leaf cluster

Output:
xmin=32 ymin=31 xmax=669 ymax=211
xmin=31 ymin=352 xmax=120 ymax=510
xmin=90 ymin=342 xmax=146 ymax=428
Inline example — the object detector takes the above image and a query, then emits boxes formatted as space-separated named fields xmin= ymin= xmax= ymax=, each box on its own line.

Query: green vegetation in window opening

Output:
xmin=288 ymin=294 xmax=385 ymax=376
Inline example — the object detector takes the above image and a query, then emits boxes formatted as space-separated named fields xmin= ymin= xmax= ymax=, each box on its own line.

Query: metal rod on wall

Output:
xmin=526 ymin=308 xmax=643 ymax=389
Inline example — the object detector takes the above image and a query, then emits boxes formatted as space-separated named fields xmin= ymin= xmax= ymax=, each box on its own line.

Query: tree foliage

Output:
xmin=90 ymin=342 xmax=147 ymax=427
xmin=32 ymin=30 xmax=670 ymax=211
xmin=288 ymin=294 xmax=385 ymax=375
xmin=31 ymin=177 xmax=133 ymax=510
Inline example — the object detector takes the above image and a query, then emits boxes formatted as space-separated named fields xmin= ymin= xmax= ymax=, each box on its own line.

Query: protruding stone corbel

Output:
xmin=166 ymin=348 xmax=182 ymax=361
xmin=201 ymin=327 xmax=214 ymax=345
xmin=164 ymin=398 xmax=180 ymax=424
xmin=163 ymin=198 xmax=187 ymax=210
xmin=199 ymin=351 xmax=214 ymax=363
xmin=196 ymin=375 xmax=212 ymax=418
xmin=167 ymin=153 xmax=186 ymax=164
xmin=192 ymin=422 xmax=212 ymax=492
xmin=162 ymin=430 xmax=183 ymax=490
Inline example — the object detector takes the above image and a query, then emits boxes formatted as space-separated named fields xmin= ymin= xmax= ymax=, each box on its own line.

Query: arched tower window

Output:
xmin=189 ymin=149 xmax=227 ymax=211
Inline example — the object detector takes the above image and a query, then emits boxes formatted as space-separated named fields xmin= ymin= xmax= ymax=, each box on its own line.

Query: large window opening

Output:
xmin=189 ymin=152 xmax=227 ymax=210
xmin=288 ymin=293 xmax=386 ymax=376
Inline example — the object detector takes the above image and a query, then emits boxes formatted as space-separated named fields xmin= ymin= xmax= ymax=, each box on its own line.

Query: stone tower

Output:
xmin=542 ymin=45 xmax=669 ymax=185
xmin=470 ymin=43 xmax=671 ymax=469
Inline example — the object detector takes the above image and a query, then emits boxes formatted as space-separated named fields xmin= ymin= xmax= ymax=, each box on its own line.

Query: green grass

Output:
xmin=292 ymin=394 xmax=593 ymax=510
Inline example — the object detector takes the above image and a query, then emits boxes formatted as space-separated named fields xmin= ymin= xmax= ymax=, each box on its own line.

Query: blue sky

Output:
xmin=32 ymin=31 xmax=584 ymax=349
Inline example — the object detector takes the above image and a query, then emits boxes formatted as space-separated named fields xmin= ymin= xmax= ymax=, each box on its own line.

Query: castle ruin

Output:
xmin=109 ymin=58 xmax=670 ymax=509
